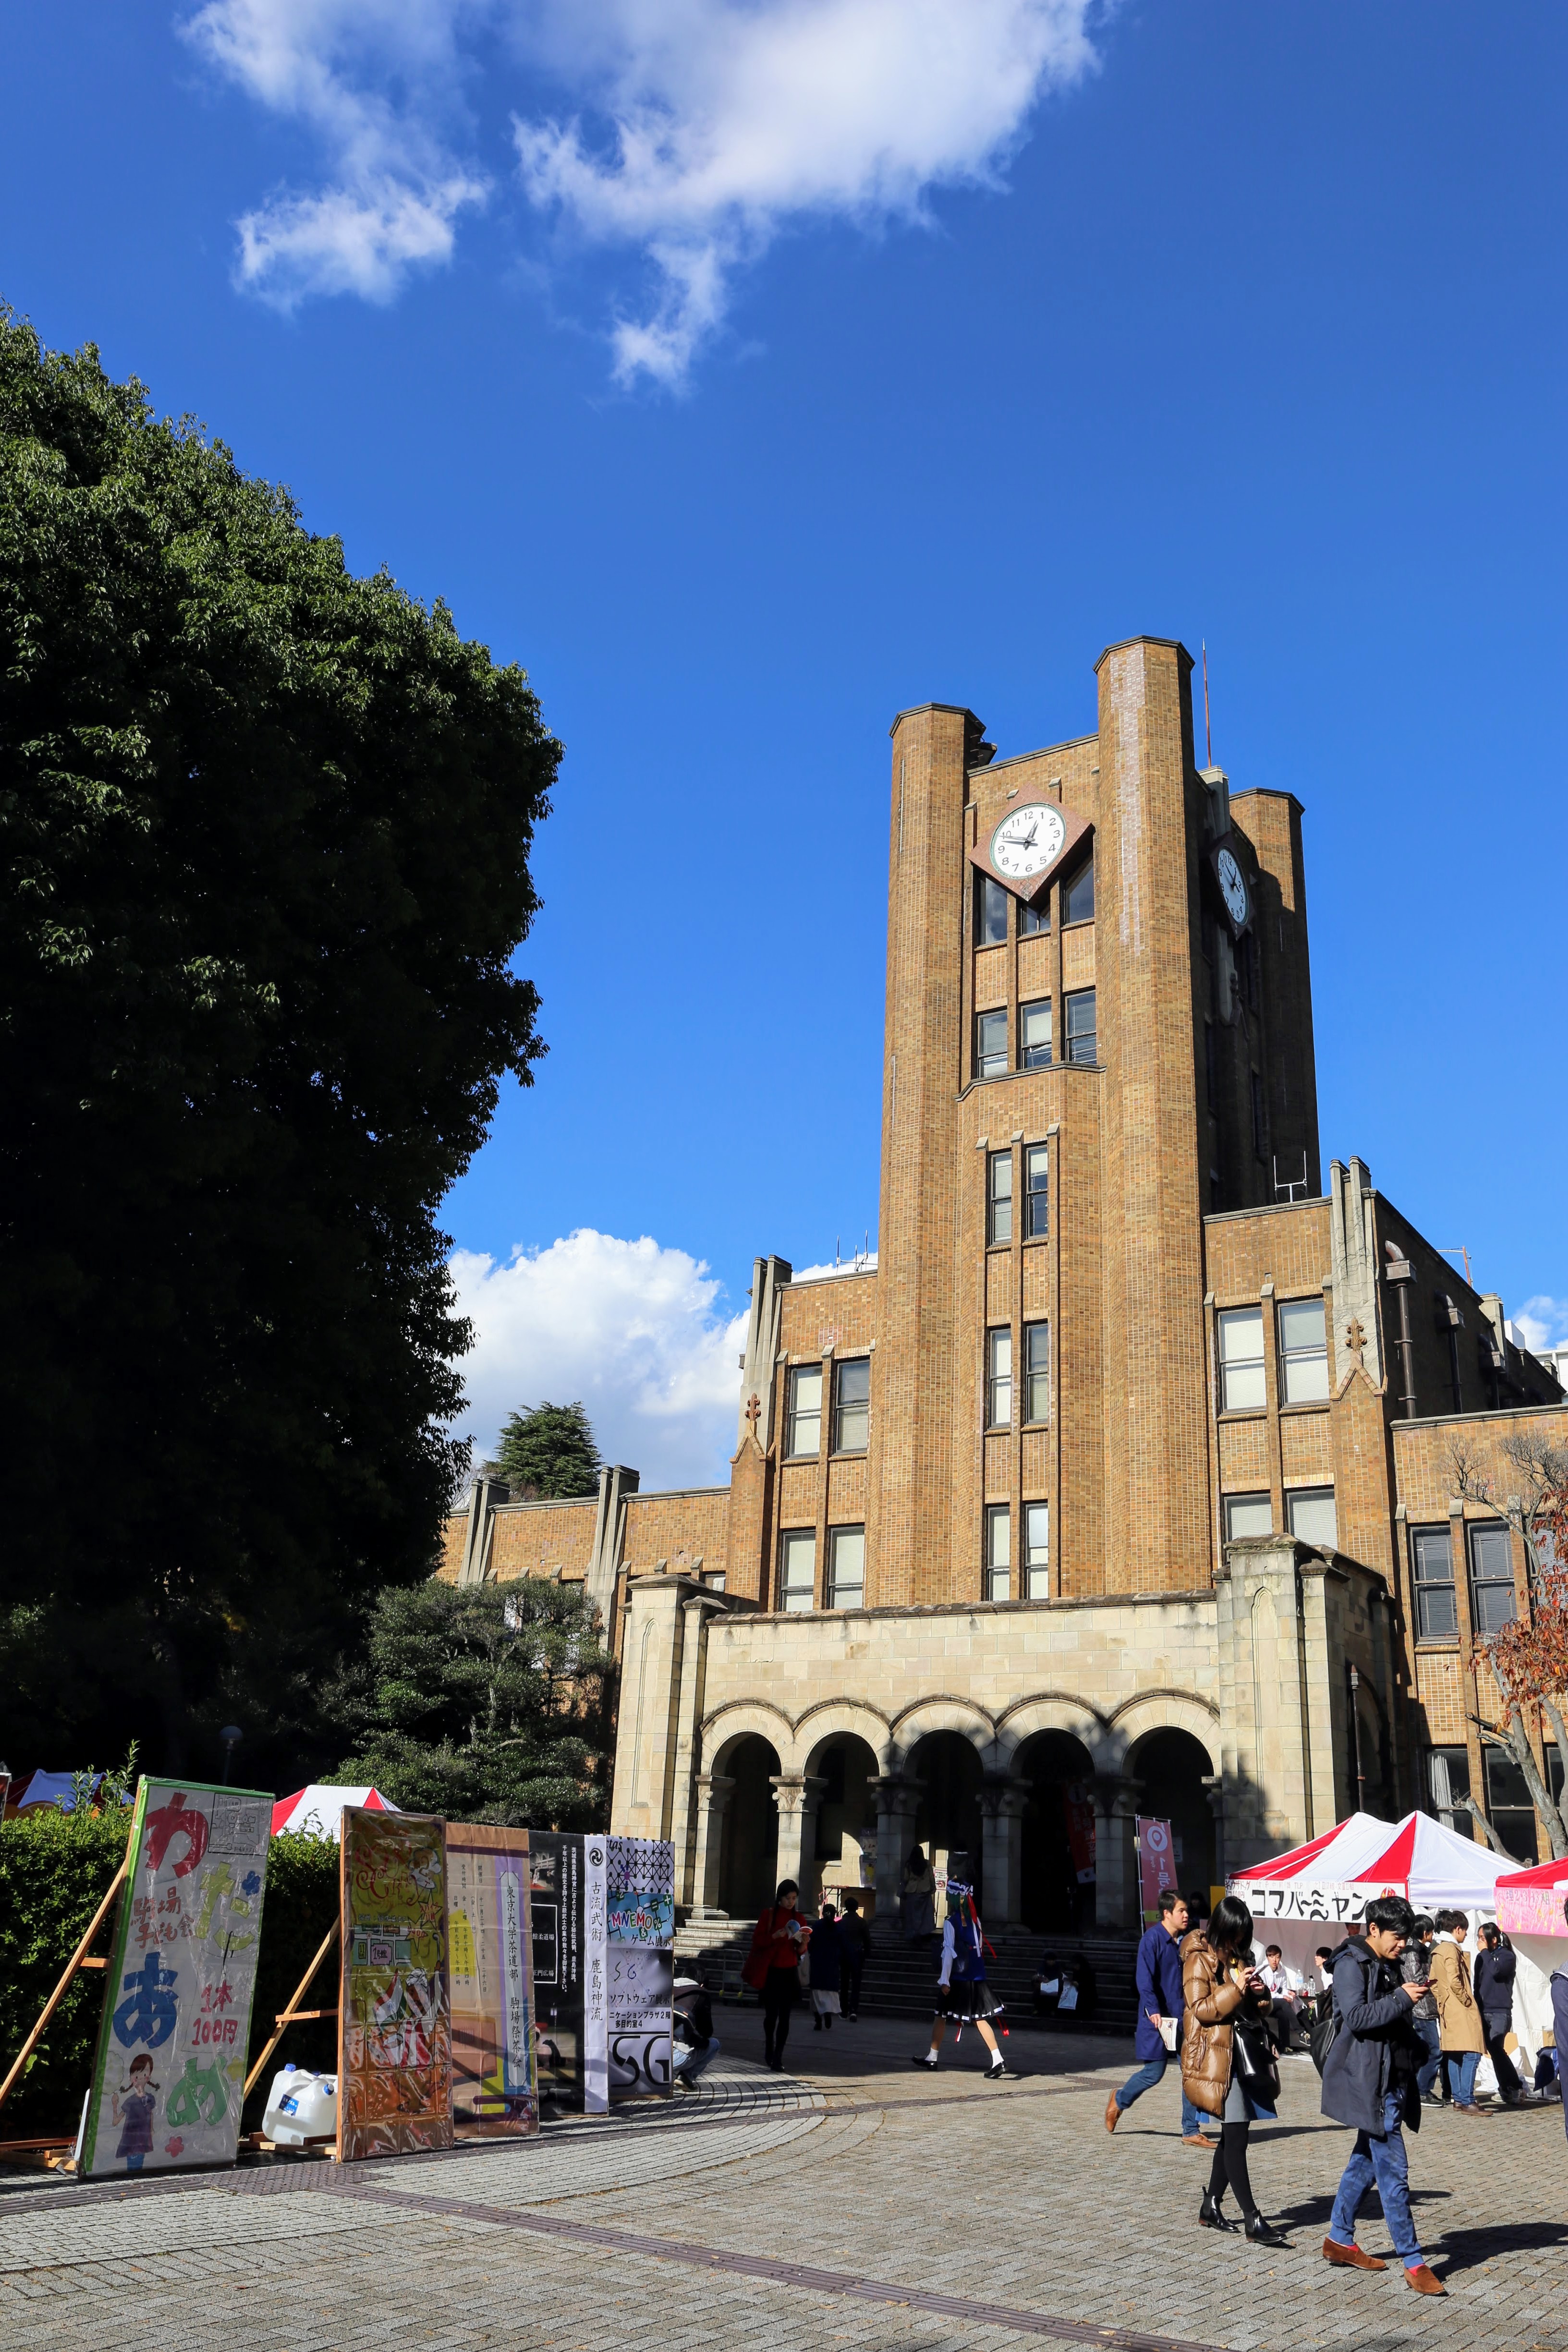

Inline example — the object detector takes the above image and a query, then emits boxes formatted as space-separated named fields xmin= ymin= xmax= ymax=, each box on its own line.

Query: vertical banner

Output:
xmin=445 ymin=1824 xmax=539 ymax=2139
xmin=81 ymin=1779 xmax=272 ymax=2179
xmin=607 ymin=1837 xmax=674 ymax=2100
xmin=528 ymin=1832 xmax=584 ymax=2108
xmin=583 ymin=1836 xmax=609 ymax=2114
xmin=339 ymin=1808 xmax=452 ymax=2161
xmin=1136 ymin=1817 xmax=1178 ymax=1924
xmin=1065 ymin=1784 xmax=1097 ymax=1885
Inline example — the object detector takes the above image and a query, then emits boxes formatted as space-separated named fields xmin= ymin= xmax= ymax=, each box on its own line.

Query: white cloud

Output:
xmin=183 ymin=0 xmax=1099 ymax=371
xmin=1514 ymin=1296 xmax=1568 ymax=1355
xmin=450 ymin=1228 xmax=746 ymax=1491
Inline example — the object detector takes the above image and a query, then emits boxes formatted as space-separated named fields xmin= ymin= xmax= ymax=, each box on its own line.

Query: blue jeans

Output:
xmin=1448 ymin=2049 xmax=1479 ymax=2105
xmin=1329 ymin=2090 xmax=1422 ymax=2267
xmin=1412 ymin=2017 xmax=1442 ymax=2098
xmin=1116 ymin=2048 xmax=1202 ymax=2136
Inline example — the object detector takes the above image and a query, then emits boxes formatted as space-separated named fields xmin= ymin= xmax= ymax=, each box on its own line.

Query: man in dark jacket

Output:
xmin=1321 ymin=1895 xmax=1445 ymax=2295
xmin=1105 ymin=1890 xmax=1208 ymax=2146
xmin=1474 ymin=1924 xmax=1525 ymax=2104
xmin=839 ymin=1894 xmax=871 ymax=2020
xmin=1554 ymin=1899 xmax=1568 ymax=2142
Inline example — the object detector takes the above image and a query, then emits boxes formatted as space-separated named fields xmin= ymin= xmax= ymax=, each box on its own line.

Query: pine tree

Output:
xmin=492 ymin=1402 xmax=602 ymax=1499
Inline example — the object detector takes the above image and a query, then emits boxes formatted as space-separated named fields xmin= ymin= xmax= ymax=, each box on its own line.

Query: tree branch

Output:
xmin=1457 ymin=1794 xmax=1524 ymax=1861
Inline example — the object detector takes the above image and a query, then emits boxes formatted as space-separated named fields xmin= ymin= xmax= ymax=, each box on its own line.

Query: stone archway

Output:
xmin=1015 ymin=1729 xmax=1099 ymax=1934
xmin=716 ymin=1734 xmax=781 ymax=1919
xmin=907 ymin=1729 xmax=985 ymax=1900
xmin=1125 ymin=1726 xmax=1217 ymax=1902
xmin=804 ymin=1733 xmax=880 ymax=1914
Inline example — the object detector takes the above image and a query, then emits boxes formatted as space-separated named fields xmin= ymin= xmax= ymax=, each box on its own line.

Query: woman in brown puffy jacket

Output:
xmin=1181 ymin=1894 xmax=1288 ymax=2245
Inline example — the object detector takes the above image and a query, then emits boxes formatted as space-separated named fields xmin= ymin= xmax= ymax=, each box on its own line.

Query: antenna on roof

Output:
xmin=1202 ymin=640 xmax=1213 ymax=769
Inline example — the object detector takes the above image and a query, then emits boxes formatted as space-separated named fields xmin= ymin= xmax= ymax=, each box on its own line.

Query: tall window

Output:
xmin=827 ymin=1525 xmax=865 ymax=1609
xmin=1485 ymin=1747 xmax=1538 ymax=1864
xmin=832 ymin=1357 xmax=870 ymax=1452
xmin=985 ymin=1503 xmax=1011 ymax=1601
xmin=1023 ymin=1501 xmax=1049 ymax=1599
xmin=1469 ymin=1522 xmax=1518 ymax=1634
xmin=978 ymin=874 xmax=1009 ymax=946
xmin=1217 ymin=1306 xmax=1265 ymax=1410
xmin=779 ymin=1529 xmax=815 ymax=1612
xmin=1410 ymin=1526 xmax=1457 ymax=1639
xmin=1062 ymin=859 xmax=1095 ymax=923
xmin=1064 ymin=988 xmax=1097 ymax=1065
xmin=1277 ymin=1297 xmax=1330 ymax=1402
xmin=1224 ymin=1492 xmax=1273 ymax=1540
xmin=986 ymin=1328 xmax=1013 ymax=1427
xmin=785 ymin=1364 xmax=822 ymax=1457
xmin=1288 ymin=1486 xmax=1337 ymax=1545
xmin=986 ymin=1148 xmax=1012 ymax=1244
xmin=1019 ymin=998 xmax=1052 ymax=1069
xmin=1023 ymin=1321 xmax=1050 ymax=1422
xmin=1024 ymin=1142 xmax=1049 ymax=1238
xmin=1425 ymin=1745 xmax=1471 ymax=1837
xmin=976 ymin=1008 xmax=1008 ymax=1080
xmin=1020 ymin=895 xmax=1049 ymax=936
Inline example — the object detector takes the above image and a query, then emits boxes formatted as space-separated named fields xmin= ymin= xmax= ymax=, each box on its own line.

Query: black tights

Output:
xmin=1207 ymin=2122 xmax=1257 ymax=2219
xmin=763 ymin=1986 xmax=795 ymax=2064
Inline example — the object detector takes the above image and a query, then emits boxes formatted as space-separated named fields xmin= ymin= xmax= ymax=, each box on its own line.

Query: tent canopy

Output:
xmin=1230 ymin=1809 xmax=1516 ymax=1919
xmin=1495 ymin=1851 xmax=1568 ymax=1939
xmin=271 ymin=1785 xmax=396 ymax=1839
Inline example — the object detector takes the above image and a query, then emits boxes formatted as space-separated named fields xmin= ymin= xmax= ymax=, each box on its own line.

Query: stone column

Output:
xmin=980 ymin=1778 xmax=1029 ymax=1927
xmin=1092 ymin=1774 xmax=1142 ymax=1931
xmin=871 ymin=1773 xmax=923 ymax=1936
xmin=689 ymin=1773 xmax=734 ymax=1920
xmin=769 ymin=1774 xmax=827 ymax=1907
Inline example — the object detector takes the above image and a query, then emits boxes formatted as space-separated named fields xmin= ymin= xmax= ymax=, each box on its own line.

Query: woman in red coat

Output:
xmin=748 ymin=1879 xmax=810 ymax=2072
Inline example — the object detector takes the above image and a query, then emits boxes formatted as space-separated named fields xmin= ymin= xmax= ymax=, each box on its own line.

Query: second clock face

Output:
xmin=990 ymin=802 xmax=1067 ymax=882
xmin=1216 ymin=845 xmax=1250 ymax=931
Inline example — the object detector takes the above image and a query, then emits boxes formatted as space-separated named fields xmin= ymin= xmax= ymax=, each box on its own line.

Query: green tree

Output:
xmin=331 ymin=1579 xmax=612 ymax=1828
xmin=0 ymin=311 xmax=560 ymax=1782
xmin=492 ymin=1400 xmax=601 ymax=1498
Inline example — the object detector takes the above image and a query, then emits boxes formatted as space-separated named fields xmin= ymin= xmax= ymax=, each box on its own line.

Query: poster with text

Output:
xmin=1136 ymin=1818 xmax=1178 ymax=1925
xmin=339 ymin=1807 xmax=452 ymax=2161
xmin=527 ymin=1831 xmax=585 ymax=2110
xmin=607 ymin=1836 xmax=674 ymax=2100
xmin=446 ymin=1823 xmax=539 ymax=2139
xmin=81 ymin=1778 xmax=273 ymax=2178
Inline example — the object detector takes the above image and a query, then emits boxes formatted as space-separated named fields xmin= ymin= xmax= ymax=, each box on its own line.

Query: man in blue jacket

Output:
xmin=1321 ymin=1895 xmax=1445 ymax=2295
xmin=1105 ymin=1889 xmax=1209 ymax=2146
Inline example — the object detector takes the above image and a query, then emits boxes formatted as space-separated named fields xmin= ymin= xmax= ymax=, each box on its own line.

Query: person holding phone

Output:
xmin=745 ymin=1879 xmax=810 ymax=2073
xmin=1320 ymin=1895 xmax=1445 ymax=2294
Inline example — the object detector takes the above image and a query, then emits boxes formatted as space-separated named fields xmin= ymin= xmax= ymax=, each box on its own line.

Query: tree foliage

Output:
xmin=490 ymin=1400 xmax=602 ymax=1499
xmin=1452 ymin=1430 xmax=1568 ymax=1859
xmin=330 ymin=1577 xmax=613 ymax=1828
xmin=0 ymin=309 xmax=559 ymax=1783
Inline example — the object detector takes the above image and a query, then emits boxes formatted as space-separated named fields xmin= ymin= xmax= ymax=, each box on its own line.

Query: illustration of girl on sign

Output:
xmin=111 ymin=2053 xmax=159 ymax=2170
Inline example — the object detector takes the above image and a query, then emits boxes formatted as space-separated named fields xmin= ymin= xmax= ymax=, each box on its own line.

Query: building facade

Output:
xmin=440 ymin=637 xmax=1565 ymax=1932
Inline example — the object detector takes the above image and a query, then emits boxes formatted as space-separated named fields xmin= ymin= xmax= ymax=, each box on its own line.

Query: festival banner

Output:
xmin=1064 ymin=1783 xmax=1097 ymax=1885
xmin=1136 ymin=1817 xmax=1178 ymax=1924
xmin=338 ymin=1807 xmax=452 ymax=2161
xmin=607 ymin=1836 xmax=674 ymax=2100
xmin=528 ymin=1831 xmax=585 ymax=2109
xmin=445 ymin=1823 xmax=539 ymax=2139
xmin=81 ymin=1778 xmax=273 ymax=2179
xmin=583 ymin=1835 xmax=608 ymax=2112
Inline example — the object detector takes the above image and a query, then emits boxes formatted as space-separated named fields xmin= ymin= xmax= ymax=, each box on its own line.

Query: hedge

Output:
xmin=0 ymin=1811 xmax=341 ymax=2138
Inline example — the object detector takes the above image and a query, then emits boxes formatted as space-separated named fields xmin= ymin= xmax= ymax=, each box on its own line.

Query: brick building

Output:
xmin=440 ymin=636 xmax=1565 ymax=1932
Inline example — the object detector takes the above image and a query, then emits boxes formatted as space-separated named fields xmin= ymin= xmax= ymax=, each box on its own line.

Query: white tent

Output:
xmin=1229 ymin=1809 xmax=1518 ymax=1922
xmin=270 ymin=1784 xmax=399 ymax=1839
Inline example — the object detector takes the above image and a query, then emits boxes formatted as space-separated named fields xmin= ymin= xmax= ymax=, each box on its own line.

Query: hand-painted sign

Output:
xmin=607 ymin=1836 xmax=674 ymax=2099
xmin=339 ymin=1807 xmax=452 ymax=2160
xmin=1229 ymin=1879 xmax=1397 ymax=1923
xmin=446 ymin=1824 xmax=539 ymax=2139
xmin=81 ymin=1779 xmax=272 ymax=2178
xmin=1136 ymin=1818 xmax=1178 ymax=1925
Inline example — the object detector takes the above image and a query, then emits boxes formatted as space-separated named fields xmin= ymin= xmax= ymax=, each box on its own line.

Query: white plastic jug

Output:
xmin=262 ymin=2064 xmax=339 ymax=2146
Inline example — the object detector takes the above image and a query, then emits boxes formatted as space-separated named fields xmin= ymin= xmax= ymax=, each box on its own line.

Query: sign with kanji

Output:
xmin=1136 ymin=1817 xmax=1179 ymax=1925
xmin=339 ymin=1807 xmax=452 ymax=2161
xmin=81 ymin=1778 xmax=273 ymax=2178
xmin=446 ymin=1823 xmax=539 ymax=2140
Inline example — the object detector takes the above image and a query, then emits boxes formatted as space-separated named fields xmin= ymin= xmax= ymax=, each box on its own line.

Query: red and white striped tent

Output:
xmin=1229 ymin=1809 xmax=1516 ymax=1925
xmin=270 ymin=1785 xmax=398 ymax=1839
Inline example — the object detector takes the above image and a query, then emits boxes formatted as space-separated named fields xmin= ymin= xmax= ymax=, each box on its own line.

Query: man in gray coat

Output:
xmin=1320 ymin=1895 xmax=1445 ymax=2295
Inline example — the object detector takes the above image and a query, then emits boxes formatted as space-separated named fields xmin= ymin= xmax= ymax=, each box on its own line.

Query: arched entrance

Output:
xmin=908 ymin=1730 xmax=984 ymax=1896
xmin=1016 ymin=1730 xmax=1098 ymax=1933
xmin=717 ymin=1734 xmax=780 ymax=1918
xmin=807 ymin=1734 xmax=880 ymax=1912
xmin=1127 ymin=1728 xmax=1216 ymax=1901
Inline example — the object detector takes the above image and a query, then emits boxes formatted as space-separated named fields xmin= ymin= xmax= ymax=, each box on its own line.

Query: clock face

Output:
xmin=1216 ymin=845 xmax=1250 ymax=931
xmin=990 ymin=802 xmax=1066 ymax=882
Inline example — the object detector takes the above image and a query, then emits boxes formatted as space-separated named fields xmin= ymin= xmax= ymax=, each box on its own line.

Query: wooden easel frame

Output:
xmin=0 ymin=1848 xmax=131 ymax=2115
xmin=242 ymin=1917 xmax=340 ymax=2100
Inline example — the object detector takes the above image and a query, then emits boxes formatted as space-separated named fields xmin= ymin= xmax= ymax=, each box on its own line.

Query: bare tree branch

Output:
xmin=1457 ymin=1794 xmax=1524 ymax=1861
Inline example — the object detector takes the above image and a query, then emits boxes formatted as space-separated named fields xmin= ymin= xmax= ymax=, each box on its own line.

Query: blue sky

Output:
xmin=3 ymin=2 xmax=1563 ymax=1484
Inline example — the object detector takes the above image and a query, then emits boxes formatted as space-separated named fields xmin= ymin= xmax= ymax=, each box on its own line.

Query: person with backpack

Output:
xmin=1181 ymin=1893 xmax=1288 ymax=2245
xmin=744 ymin=1879 xmax=811 ymax=2073
xmin=1320 ymin=1894 xmax=1446 ymax=2294
xmin=1429 ymin=1909 xmax=1487 ymax=2115
xmin=911 ymin=1860 xmax=1015 ymax=2081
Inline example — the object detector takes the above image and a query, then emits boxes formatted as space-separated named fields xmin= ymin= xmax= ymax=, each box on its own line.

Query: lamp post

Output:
xmin=220 ymin=1726 xmax=243 ymax=1786
xmin=1348 ymin=1668 xmax=1366 ymax=1815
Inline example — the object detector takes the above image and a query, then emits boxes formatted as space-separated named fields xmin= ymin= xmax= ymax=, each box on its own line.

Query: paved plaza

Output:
xmin=5 ymin=2013 xmax=1566 ymax=2352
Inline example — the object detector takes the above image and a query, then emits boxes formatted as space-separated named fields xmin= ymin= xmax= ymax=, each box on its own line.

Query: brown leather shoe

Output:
xmin=1405 ymin=2264 xmax=1446 ymax=2295
xmin=1322 ymin=2238 xmax=1386 ymax=2271
xmin=1455 ymin=2102 xmax=1492 ymax=2117
xmin=1105 ymin=2093 xmax=1121 ymax=2134
xmin=1183 ymin=2132 xmax=1218 ymax=2149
